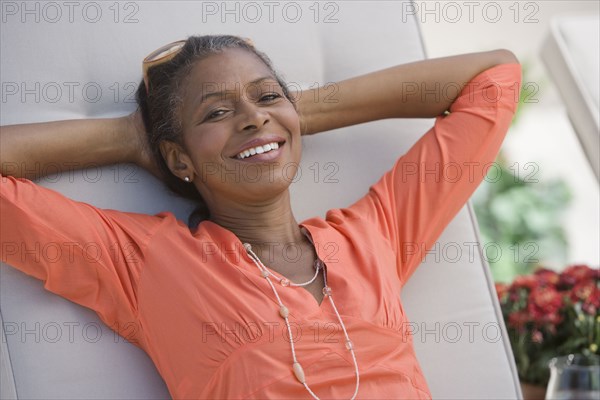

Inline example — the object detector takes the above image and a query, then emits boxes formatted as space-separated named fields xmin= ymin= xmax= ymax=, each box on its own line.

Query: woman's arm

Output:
xmin=342 ymin=62 xmax=522 ymax=284
xmin=0 ymin=113 xmax=160 ymax=346
xmin=295 ymin=49 xmax=519 ymax=135
xmin=0 ymin=112 xmax=160 ymax=179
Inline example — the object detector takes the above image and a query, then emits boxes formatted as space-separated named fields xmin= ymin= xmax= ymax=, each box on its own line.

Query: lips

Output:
xmin=236 ymin=141 xmax=280 ymax=159
xmin=230 ymin=135 xmax=286 ymax=159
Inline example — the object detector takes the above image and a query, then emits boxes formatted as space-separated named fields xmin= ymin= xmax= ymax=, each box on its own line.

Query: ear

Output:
xmin=159 ymin=140 xmax=196 ymax=181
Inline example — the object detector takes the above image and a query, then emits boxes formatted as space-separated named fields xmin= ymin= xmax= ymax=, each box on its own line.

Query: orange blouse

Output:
xmin=1 ymin=63 xmax=521 ymax=399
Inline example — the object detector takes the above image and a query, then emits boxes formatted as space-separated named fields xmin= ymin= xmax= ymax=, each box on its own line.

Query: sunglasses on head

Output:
xmin=142 ymin=37 xmax=255 ymax=93
xmin=142 ymin=40 xmax=186 ymax=93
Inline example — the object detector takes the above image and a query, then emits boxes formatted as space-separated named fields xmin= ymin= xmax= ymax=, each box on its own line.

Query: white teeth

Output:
xmin=236 ymin=142 xmax=281 ymax=159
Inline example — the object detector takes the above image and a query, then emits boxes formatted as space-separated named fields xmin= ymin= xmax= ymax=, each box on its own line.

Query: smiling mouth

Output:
xmin=232 ymin=141 xmax=286 ymax=160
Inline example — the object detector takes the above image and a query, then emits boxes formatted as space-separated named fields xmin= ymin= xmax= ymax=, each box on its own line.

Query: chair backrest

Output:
xmin=0 ymin=1 xmax=521 ymax=398
xmin=541 ymin=15 xmax=600 ymax=180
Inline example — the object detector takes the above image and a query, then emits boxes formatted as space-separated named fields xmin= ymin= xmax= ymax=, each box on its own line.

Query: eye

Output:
xmin=260 ymin=93 xmax=281 ymax=102
xmin=206 ymin=109 xmax=229 ymax=120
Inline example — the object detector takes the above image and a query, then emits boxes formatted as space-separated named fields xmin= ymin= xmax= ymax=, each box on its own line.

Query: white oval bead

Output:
xmin=243 ymin=243 xmax=252 ymax=251
xmin=260 ymin=270 xmax=270 ymax=278
xmin=293 ymin=362 xmax=305 ymax=383
xmin=279 ymin=306 xmax=289 ymax=319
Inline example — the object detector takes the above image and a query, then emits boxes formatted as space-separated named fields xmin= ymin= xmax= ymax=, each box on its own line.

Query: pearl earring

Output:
xmin=184 ymin=176 xmax=190 ymax=182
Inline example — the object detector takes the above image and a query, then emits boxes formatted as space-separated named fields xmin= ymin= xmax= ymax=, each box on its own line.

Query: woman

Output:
xmin=1 ymin=35 xmax=520 ymax=399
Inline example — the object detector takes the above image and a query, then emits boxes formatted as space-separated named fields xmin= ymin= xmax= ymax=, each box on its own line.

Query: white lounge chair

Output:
xmin=0 ymin=1 xmax=522 ymax=398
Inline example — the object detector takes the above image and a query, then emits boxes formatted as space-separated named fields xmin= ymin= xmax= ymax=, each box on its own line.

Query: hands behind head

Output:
xmin=125 ymin=109 xmax=165 ymax=181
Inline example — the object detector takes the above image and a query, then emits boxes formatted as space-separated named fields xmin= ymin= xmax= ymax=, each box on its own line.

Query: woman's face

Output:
xmin=165 ymin=48 xmax=301 ymax=208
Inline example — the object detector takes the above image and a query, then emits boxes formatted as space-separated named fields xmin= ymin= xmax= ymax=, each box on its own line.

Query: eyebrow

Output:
xmin=197 ymin=76 xmax=278 ymax=104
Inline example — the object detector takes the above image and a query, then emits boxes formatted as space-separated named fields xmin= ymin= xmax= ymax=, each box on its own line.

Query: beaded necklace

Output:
xmin=243 ymin=236 xmax=360 ymax=399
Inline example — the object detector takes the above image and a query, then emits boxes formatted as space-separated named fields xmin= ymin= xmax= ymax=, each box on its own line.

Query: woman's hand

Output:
xmin=124 ymin=110 xmax=164 ymax=180
xmin=290 ymin=91 xmax=309 ymax=136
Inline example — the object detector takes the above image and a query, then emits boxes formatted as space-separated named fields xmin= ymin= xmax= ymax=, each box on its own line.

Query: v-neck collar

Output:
xmin=196 ymin=219 xmax=331 ymax=313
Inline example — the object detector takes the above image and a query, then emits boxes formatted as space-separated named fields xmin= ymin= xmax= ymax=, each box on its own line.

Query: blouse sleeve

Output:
xmin=347 ymin=63 xmax=522 ymax=286
xmin=0 ymin=173 xmax=162 ymax=345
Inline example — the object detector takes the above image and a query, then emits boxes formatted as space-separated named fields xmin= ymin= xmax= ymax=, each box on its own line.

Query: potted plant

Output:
xmin=495 ymin=264 xmax=600 ymax=398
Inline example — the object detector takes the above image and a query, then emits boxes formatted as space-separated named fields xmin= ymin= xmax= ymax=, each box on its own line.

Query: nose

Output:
xmin=236 ymin=100 xmax=270 ymax=132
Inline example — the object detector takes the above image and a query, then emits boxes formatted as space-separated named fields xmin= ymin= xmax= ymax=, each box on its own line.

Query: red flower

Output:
xmin=560 ymin=264 xmax=597 ymax=287
xmin=530 ymin=287 xmax=563 ymax=311
xmin=527 ymin=287 xmax=564 ymax=327
xmin=578 ymin=282 xmax=600 ymax=316
xmin=534 ymin=268 xmax=560 ymax=287
xmin=571 ymin=281 xmax=595 ymax=303
xmin=513 ymin=274 xmax=538 ymax=290
xmin=508 ymin=310 xmax=530 ymax=330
